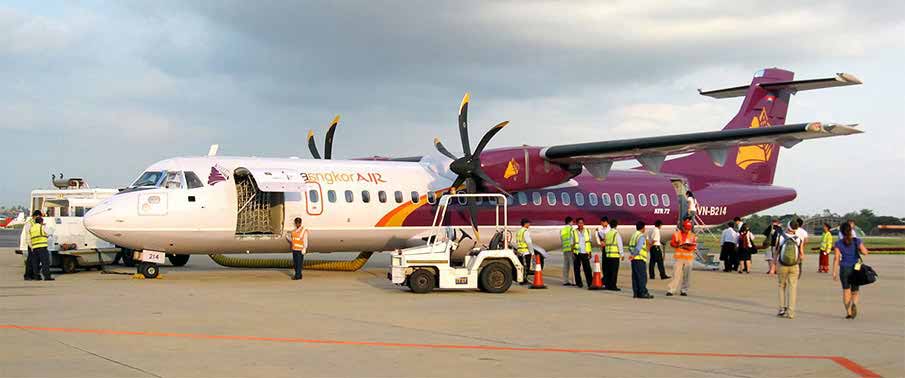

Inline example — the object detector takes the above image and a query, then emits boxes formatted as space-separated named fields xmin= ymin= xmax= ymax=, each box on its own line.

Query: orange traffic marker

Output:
xmin=529 ymin=254 xmax=546 ymax=289
xmin=589 ymin=254 xmax=604 ymax=290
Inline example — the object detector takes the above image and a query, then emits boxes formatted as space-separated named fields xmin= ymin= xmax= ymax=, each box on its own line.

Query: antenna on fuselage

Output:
xmin=208 ymin=144 xmax=219 ymax=157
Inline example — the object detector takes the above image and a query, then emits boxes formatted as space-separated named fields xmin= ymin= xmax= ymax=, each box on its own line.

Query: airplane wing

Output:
xmin=539 ymin=122 xmax=860 ymax=177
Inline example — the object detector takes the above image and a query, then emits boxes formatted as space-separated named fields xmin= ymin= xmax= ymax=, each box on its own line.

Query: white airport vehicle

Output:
xmin=389 ymin=194 xmax=524 ymax=293
xmin=16 ymin=177 xmax=122 ymax=273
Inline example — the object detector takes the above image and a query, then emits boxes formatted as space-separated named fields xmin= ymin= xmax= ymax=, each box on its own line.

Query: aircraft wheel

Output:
xmin=167 ymin=254 xmax=190 ymax=267
xmin=61 ymin=256 xmax=79 ymax=274
xmin=408 ymin=269 xmax=434 ymax=294
xmin=479 ymin=262 xmax=512 ymax=294
xmin=139 ymin=262 xmax=159 ymax=279
xmin=122 ymin=248 xmax=136 ymax=267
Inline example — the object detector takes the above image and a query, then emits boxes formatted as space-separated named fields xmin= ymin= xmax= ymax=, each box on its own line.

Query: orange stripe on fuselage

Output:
xmin=375 ymin=188 xmax=451 ymax=227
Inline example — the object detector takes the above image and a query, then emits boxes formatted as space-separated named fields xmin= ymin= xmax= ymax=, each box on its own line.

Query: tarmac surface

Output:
xmin=1 ymin=241 xmax=902 ymax=377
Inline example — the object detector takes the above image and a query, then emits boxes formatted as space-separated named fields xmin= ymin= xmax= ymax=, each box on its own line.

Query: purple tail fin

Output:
xmin=661 ymin=68 xmax=795 ymax=186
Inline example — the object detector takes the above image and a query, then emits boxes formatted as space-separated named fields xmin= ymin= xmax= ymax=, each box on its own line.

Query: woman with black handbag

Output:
xmin=832 ymin=222 xmax=870 ymax=319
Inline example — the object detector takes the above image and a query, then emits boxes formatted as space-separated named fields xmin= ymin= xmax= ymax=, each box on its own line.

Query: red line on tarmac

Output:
xmin=1 ymin=324 xmax=880 ymax=377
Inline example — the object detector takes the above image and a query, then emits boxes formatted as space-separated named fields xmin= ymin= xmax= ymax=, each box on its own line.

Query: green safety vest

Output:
xmin=820 ymin=232 xmax=833 ymax=251
xmin=560 ymin=226 xmax=573 ymax=253
xmin=604 ymin=229 xmax=621 ymax=258
xmin=516 ymin=228 xmax=530 ymax=254
xmin=629 ymin=231 xmax=648 ymax=262
xmin=29 ymin=223 xmax=48 ymax=249
xmin=572 ymin=228 xmax=592 ymax=254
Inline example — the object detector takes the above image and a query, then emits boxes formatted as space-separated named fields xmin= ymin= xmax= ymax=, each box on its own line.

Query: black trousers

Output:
xmin=603 ymin=256 xmax=620 ymax=289
xmin=30 ymin=247 xmax=51 ymax=280
xmin=648 ymin=246 xmax=668 ymax=279
xmin=525 ymin=253 xmax=545 ymax=274
xmin=720 ymin=243 xmax=737 ymax=271
xmin=631 ymin=260 xmax=649 ymax=297
xmin=292 ymin=250 xmax=304 ymax=278
xmin=573 ymin=253 xmax=592 ymax=287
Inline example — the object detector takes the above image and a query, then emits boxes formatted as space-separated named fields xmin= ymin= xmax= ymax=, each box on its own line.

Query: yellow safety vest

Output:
xmin=290 ymin=227 xmax=306 ymax=252
xmin=629 ymin=231 xmax=648 ymax=262
xmin=29 ymin=223 xmax=48 ymax=249
xmin=572 ymin=228 xmax=592 ymax=254
xmin=604 ymin=229 xmax=621 ymax=258
xmin=820 ymin=232 xmax=833 ymax=252
xmin=516 ymin=228 xmax=530 ymax=254
xmin=560 ymin=226 xmax=573 ymax=253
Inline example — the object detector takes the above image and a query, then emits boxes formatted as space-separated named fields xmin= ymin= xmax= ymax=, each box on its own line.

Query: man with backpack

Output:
xmin=776 ymin=221 xmax=805 ymax=319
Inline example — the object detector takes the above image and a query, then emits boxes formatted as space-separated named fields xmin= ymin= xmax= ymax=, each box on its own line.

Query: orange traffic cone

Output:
xmin=529 ymin=254 xmax=547 ymax=289
xmin=589 ymin=254 xmax=604 ymax=290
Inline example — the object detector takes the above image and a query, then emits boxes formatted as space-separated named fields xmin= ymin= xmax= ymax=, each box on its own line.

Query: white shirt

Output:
xmin=721 ymin=227 xmax=739 ymax=245
xmin=648 ymin=227 xmax=662 ymax=246
xmin=795 ymin=228 xmax=808 ymax=242
xmin=596 ymin=225 xmax=610 ymax=246
xmin=576 ymin=228 xmax=589 ymax=254
xmin=687 ymin=196 xmax=697 ymax=212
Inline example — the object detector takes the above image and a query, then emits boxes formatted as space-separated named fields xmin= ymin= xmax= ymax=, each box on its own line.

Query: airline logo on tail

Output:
xmin=735 ymin=108 xmax=774 ymax=169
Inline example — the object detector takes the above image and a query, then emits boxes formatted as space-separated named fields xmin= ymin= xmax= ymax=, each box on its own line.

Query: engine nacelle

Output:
xmin=479 ymin=147 xmax=581 ymax=192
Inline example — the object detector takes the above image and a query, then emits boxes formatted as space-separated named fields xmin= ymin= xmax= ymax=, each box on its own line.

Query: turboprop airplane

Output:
xmin=84 ymin=68 xmax=862 ymax=274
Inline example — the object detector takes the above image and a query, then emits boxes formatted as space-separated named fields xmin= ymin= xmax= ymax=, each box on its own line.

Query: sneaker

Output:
xmin=665 ymin=292 xmax=674 ymax=297
xmin=680 ymin=292 xmax=687 ymax=296
xmin=777 ymin=309 xmax=787 ymax=317
xmin=43 ymin=277 xmax=55 ymax=281
xmin=642 ymin=294 xmax=654 ymax=299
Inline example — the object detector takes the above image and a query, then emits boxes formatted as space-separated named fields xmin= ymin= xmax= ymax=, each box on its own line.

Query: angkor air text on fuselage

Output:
xmin=83 ymin=68 xmax=863 ymax=257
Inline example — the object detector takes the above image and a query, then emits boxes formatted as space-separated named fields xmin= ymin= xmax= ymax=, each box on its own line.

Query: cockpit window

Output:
xmin=132 ymin=171 xmax=166 ymax=188
xmin=184 ymin=171 xmax=204 ymax=189
xmin=163 ymin=171 xmax=185 ymax=189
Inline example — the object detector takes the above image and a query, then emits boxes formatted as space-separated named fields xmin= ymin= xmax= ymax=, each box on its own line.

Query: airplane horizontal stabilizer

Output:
xmin=699 ymin=73 xmax=861 ymax=99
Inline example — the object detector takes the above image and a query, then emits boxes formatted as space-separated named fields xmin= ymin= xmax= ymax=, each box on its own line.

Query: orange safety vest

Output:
xmin=291 ymin=228 xmax=307 ymax=251
xmin=671 ymin=230 xmax=697 ymax=260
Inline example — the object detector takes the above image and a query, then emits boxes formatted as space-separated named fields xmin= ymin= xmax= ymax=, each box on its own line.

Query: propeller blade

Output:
xmin=450 ymin=176 xmax=466 ymax=193
xmin=474 ymin=167 xmax=511 ymax=196
xmin=307 ymin=130 xmax=322 ymax=159
xmin=434 ymin=138 xmax=458 ymax=160
xmin=324 ymin=115 xmax=340 ymax=160
xmin=465 ymin=178 xmax=481 ymax=242
xmin=472 ymin=121 xmax=509 ymax=156
xmin=458 ymin=92 xmax=472 ymax=157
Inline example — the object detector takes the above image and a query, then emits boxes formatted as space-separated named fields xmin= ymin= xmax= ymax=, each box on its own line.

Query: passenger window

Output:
xmin=602 ymin=193 xmax=612 ymax=206
xmin=638 ymin=193 xmax=647 ymax=207
xmin=476 ymin=196 xmax=484 ymax=205
xmin=393 ymin=191 xmax=403 ymax=203
xmin=327 ymin=190 xmax=337 ymax=203
xmin=345 ymin=190 xmax=354 ymax=203
xmin=531 ymin=192 xmax=542 ymax=206
xmin=309 ymin=190 xmax=320 ymax=203
xmin=378 ymin=191 xmax=387 ymax=203
xmin=589 ymin=193 xmax=599 ymax=207
xmin=561 ymin=192 xmax=570 ymax=206
xmin=74 ymin=207 xmax=85 ymax=217
xmin=546 ymin=192 xmax=557 ymax=206
xmin=184 ymin=172 xmax=204 ymax=189
xmin=427 ymin=192 xmax=436 ymax=204
xmin=517 ymin=192 xmax=528 ymax=206
xmin=362 ymin=191 xmax=371 ymax=203
xmin=650 ymin=193 xmax=659 ymax=207
xmin=662 ymin=194 xmax=671 ymax=207
xmin=411 ymin=191 xmax=419 ymax=203
xmin=456 ymin=191 xmax=467 ymax=205
xmin=626 ymin=193 xmax=635 ymax=207
xmin=614 ymin=193 xmax=624 ymax=207
xmin=575 ymin=192 xmax=585 ymax=206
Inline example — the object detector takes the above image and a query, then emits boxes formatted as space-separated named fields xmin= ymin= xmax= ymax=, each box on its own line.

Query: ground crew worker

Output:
xmin=629 ymin=221 xmax=653 ymax=299
xmin=595 ymin=216 xmax=610 ymax=275
xmin=515 ymin=219 xmax=533 ymax=284
xmin=647 ymin=220 xmax=669 ymax=280
xmin=571 ymin=218 xmax=593 ymax=288
xmin=603 ymin=219 xmax=623 ymax=291
xmin=818 ymin=223 xmax=833 ymax=273
xmin=667 ymin=217 xmax=697 ymax=296
xmin=22 ymin=210 xmax=41 ymax=280
xmin=286 ymin=217 xmax=308 ymax=280
xmin=29 ymin=216 xmax=53 ymax=281
xmin=560 ymin=217 xmax=575 ymax=286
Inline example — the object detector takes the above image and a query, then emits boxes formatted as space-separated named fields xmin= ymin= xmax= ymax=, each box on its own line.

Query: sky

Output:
xmin=1 ymin=1 xmax=903 ymax=216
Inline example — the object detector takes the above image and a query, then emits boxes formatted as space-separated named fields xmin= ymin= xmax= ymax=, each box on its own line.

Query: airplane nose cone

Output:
xmin=83 ymin=205 xmax=116 ymax=240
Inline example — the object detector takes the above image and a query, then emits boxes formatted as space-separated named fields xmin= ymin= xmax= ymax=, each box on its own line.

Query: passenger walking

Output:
xmin=571 ymin=218 xmax=593 ymax=289
xmin=28 ymin=216 xmax=53 ymax=281
xmin=776 ymin=221 xmax=804 ymax=319
xmin=666 ymin=218 xmax=697 ymax=297
xmin=629 ymin=221 xmax=653 ymax=299
xmin=22 ymin=210 xmax=41 ymax=280
xmin=647 ymin=220 xmax=669 ymax=280
xmin=516 ymin=219 xmax=533 ymax=284
xmin=719 ymin=222 xmax=739 ymax=272
xmin=818 ymin=223 xmax=833 ymax=273
xmin=762 ymin=219 xmax=781 ymax=275
xmin=602 ymin=219 xmax=623 ymax=291
xmin=838 ymin=219 xmax=859 ymax=240
xmin=560 ymin=217 xmax=576 ymax=286
xmin=737 ymin=224 xmax=754 ymax=274
xmin=286 ymin=217 xmax=309 ymax=280
xmin=833 ymin=222 xmax=870 ymax=319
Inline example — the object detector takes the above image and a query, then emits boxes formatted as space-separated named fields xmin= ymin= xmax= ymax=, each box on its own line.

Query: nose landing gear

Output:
xmin=137 ymin=261 xmax=160 ymax=279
